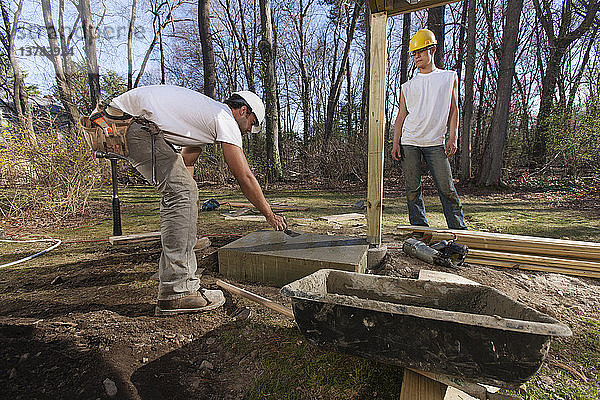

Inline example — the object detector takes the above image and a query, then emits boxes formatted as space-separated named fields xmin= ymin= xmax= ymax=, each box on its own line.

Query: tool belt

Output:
xmin=79 ymin=103 xmax=136 ymax=156
xmin=80 ymin=103 xmax=162 ymax=184
xmin=80 ymin=103 xmax=162 ymax=156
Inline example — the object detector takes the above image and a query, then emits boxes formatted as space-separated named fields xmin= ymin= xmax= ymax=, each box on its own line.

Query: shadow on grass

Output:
xmin=131 ymin=321 xmax=403 ymax=400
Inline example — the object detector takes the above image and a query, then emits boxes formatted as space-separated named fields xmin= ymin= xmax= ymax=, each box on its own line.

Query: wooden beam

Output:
xmin=467 ymin=257 xmax=600 ymax=279
xmin=224 ymin=202 xmax=308 ymax=211
xmin=109 ymin=232 xmax=212 ymax=252
xmin=367 ymin=11 xmax=388 ymax=246
xmin=109 ymin=231 xmax=161 ymax=245
xmin=399 ymin=369 xmax=447 ymax=400
xmin=397 ymin=225 xmax=600 ymax=261
xmin=366 ymin=0 xmax=463 ymax=17
xmin=468 ymin=249 xmax=600 ymax=272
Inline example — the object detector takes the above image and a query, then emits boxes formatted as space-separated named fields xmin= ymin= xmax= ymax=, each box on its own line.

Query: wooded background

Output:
xmin=1 ymin=0 xmax=600 ymax=189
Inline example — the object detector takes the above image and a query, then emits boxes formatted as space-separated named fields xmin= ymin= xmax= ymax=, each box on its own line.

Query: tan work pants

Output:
xmin=126 ymin=122 xmax=201 ymax=300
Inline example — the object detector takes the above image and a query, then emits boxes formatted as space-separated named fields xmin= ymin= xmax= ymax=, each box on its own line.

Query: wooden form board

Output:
xmin=366 ymin=11 xmax=388 ymax=246
xmin=218 ymin=231 xmax=368 ymax=287
xmin=367 ymin=0 xmax=463 ymax=17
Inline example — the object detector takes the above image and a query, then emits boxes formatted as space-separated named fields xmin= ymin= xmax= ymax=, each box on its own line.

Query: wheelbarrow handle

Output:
xmin=216 ymin=280 xmax=294 ymax=319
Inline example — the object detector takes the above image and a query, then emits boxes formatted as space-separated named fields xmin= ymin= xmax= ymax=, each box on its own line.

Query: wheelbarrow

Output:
xmin=217 ymin=269 xmax=572 ymax=398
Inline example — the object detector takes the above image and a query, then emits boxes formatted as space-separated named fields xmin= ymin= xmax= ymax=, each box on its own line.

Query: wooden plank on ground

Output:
xmin=224 ymin=202 xmax=308 ymax=211
xmin=109 ymin=233 xmax=211 ymax=251
xmin=418 ymin=270 xmax=480 ymax=285
xmin=468 ymin=249 xmax=600 ymax=272
xmin=320 ymin=213 xmax=365 ymax=223
xmin=222 ymin=215 xmax=266 ymax=222
xmin=397 ymin=225 xmax=600 ymax=261
xmin=466 ymin=257 xmax=600 ymax=279
xmin=109 ymin=231 xmax=160 ymax=245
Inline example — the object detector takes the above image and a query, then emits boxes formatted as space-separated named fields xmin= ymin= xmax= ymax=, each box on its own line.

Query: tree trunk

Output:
xmin=77 ymin=0 xmax=100 ymax=109
xmin=346 ymin=56 xmax=352 ymax=141
xmin=477 ymin=0 xmax=524 ymax=186
xmin=198 ymin=0 xmax=216 ymax=99
xmin=298 ymin=0 xmax=312 ymax=150
xmin=127 ymin=0 xmax=136 ymax=90
xmin=41 ymin=0 xmax=80 ymax=132
xmin=473 ymin=37 xmax=490 ymax=172
xmin=531 ymin=0 xmax=600 ymax=164
xmin=400 ymin=12 xmax=410 ymax=84
xmin=322 ymin=1 xmax=361 ymax=151
xmin=427 ymin=6 xmax=445 ymax=68
xmin=0 ymin=0 xmax=34 ymax=141
xmin=259 ymin=0 xmax=282 ymax=180
xmin=567 ymin=25 xmax=598 ymax=113
xmin=459 ymin=0 xmax=476 ymax=181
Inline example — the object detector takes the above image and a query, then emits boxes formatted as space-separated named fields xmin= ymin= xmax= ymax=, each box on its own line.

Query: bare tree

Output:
xmin=198 ymin=0 xmax=216 ymax=98
xmin=294 ymin=0 xmax=316 ymax=150
xmin=134 ymin=0 xmax=188 ymax=88
xmin=428 ymin=5 xmax=445 ymax=68
xmin=459 ymin=0 xmax=476 ymax=181
xmin=0 ymin=0 xmax=34 ymax=140
xmin=531 ymin=0 xmax=600 ymax=164
xmin=259 ymin=0 xmax=282 ymax=180
xmin=322 ymin=0 xmax=361 ymax=151
xmin=400 ymin=12 xmax=410 ymax=84
xmin=218 ymin=0 xmax=258 ymax=91
xmin=477 ymin=0 xmax=524 ymax=186
xmin=127 ymin=0 xmax=136 ymax=90
xmin=77 ymin=0 xmax=100 ymax=108
xmin=41 ymin=0 xmax=80 ymax=131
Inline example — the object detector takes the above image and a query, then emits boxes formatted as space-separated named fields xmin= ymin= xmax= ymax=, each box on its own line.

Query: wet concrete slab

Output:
xmin=218 ymin=230 xmax=368 ymax=286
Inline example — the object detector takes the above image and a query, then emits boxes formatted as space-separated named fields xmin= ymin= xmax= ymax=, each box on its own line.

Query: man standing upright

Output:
xmin=391 ymin=29 xmax=467 ymax=230
xmin=101 ymin=85 xmax=287 ymax=315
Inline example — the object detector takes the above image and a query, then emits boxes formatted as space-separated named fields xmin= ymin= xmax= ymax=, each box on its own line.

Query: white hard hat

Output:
xmin=232 ymin=90 xmax=265 ymax=133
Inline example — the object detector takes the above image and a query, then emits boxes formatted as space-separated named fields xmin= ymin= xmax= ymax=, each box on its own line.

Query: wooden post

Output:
xmin=399 ymin=369 xmax=447 ymax=400
xmin=367 ymin=11 xmax=388 ymax=245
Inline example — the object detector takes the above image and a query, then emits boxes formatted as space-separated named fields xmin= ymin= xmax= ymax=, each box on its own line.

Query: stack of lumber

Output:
xmin=397 ymin=225 xmax=600 ymax=279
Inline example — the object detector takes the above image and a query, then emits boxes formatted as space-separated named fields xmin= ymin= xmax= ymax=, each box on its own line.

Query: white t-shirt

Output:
xmin=110 ymin=85 xmax=243 ymax=148
xmin=400 ymin=69 xmax=456 ymax=147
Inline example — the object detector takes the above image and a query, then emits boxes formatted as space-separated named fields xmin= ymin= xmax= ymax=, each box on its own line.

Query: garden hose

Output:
xmin=0 ymin=238 xmax=62 ymax=269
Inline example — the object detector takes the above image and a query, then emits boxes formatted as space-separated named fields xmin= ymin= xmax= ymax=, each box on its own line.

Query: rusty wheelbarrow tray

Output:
xmin=279 ymin=269 xmax=572 ymax=388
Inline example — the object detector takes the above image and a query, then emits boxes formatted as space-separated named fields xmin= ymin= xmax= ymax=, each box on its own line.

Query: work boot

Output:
xmin=155 ymin=289 xmax=226 ymax=316
xmin=156 ymin=291 xmax=208 ymax=316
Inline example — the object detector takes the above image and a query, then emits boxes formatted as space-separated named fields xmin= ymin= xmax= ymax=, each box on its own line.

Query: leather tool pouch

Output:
xmin=79 ymin=104 xmax=134 ymax=157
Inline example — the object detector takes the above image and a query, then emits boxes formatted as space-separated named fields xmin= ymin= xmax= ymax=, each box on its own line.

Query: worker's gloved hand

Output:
xmin=267 ymin=213 xmax=287 ymax=231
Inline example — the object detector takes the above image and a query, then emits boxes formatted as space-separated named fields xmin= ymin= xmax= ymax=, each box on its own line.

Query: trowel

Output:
xmin=283 ymin=229 xmax=301 ymax=237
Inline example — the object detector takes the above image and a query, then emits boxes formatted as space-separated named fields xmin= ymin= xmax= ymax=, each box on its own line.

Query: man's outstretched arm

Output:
xmin=221 ymin=142 xmax=287 ymax=230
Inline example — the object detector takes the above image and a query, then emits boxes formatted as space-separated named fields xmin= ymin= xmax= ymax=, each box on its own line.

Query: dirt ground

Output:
xmin=1 ymin=185 xmax=600 ymax=399
xmin=1 ymin=235 xmax=598 ymax=399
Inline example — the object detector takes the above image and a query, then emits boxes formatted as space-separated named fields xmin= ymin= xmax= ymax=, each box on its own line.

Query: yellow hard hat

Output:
xmin=409 ymin=29 xmax=437 ymax=53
